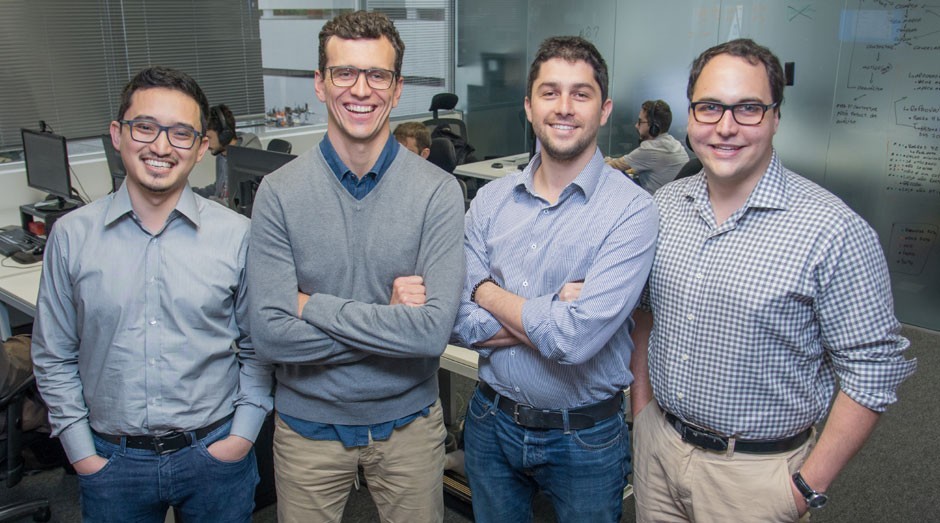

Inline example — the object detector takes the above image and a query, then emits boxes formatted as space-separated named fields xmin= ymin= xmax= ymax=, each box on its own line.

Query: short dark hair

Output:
xmin=393 ymin=121 xmax=431 ymax=152
xmin=527 ymin=36 xmax=609 ymax=102
xmin=207 ymin=104 xmax=235 ymax=135
xmin=687 ymin=38 xmax=785 ymax=114
xmin=116 ymin=66 xmax=210 ymax=132
xmin=319 ymin=10 xmax=405 ymax=77
xmin=642 ymin=99 xmax=672 ymax=134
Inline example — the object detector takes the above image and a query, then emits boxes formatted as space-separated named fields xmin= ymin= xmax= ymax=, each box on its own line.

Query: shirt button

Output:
xmin=522 ymin=280 xmax=529 ymax=287
xmin=149 ymin=358 xmax=156 ymax=366
xmin=530 ymin=243 xmax=537 ymax=250
xmin=542 ymin=210 xmax=549 ymax=214
xmin=695 ymin=273 xmax=704 ymax=279
xmin=510 ymin=349 xmax=516 ymax=356
xmin=681 ymin=354 xmax=689 ymax=361
xmin=686 ymin=314 xmax=694 ymax=321
xmin=677 ymin=392 xmax=685 ymax=400
xmin=514 ymin=386 xmax=520 ymax=393
xmin=149 ymin=319 xmax=157 ymax=325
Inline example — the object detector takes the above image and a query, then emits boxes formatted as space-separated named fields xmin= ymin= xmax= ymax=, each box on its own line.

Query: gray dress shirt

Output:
xmin=32 ymin=184 xmax=273 ymax=463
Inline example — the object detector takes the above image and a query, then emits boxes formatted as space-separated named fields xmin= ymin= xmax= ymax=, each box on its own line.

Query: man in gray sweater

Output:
xmin=247 ymin=10 xmax=465 ymax=522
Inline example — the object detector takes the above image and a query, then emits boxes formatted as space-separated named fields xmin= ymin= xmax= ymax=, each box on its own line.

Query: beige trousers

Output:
xmin=633 ymin=402 xmax=814 ymax=523
xmin=273 ymin=400 xmax=447 ymax=523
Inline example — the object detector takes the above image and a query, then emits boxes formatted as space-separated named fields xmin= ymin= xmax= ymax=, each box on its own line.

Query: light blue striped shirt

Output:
xmin=452 ymin=149 xmax=658 ymax=409
xmin=32 ymin=184 xmax=274 ymax=463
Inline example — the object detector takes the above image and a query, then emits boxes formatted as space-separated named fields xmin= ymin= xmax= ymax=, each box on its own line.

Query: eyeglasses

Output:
xmin=326 ymin=66 xmax=397 ymax=90
xmin=689 ymin=101 xmax=778 ymax=126
xmin=119 ymin=119 xmax=203 ymax=149
xmin=636 ymin=119 xmax=649 ymax=125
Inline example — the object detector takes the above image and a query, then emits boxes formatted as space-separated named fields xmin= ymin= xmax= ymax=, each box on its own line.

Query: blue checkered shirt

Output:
xmin=452 ymin=149 xmax=658 ymax=409
xmin=645 ymin=152 xmax=916 ymax=440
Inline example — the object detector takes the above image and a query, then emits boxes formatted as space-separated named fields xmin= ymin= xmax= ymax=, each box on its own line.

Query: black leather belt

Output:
xmin=664 ymin=410 xmax=811 ymax=454
xmin=94 ymin=413 xmax=234 ymax=455
xmin=479 ymin=382 xmax=622 ymax=430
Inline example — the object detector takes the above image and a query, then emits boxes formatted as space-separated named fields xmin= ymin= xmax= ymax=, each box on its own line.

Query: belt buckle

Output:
xmin=512 ymin=402 xmax=533 ymax=426
xmin=682 ymin=425 xmax=728 ymax=452
xmin=152 ymin=432 xmax=188 ymax=455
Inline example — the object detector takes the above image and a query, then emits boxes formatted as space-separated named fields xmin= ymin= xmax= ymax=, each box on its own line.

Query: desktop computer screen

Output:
xmin=21 ymin=128 xmax=77 ymax=210
xmin=227 ymin=146 xmax=296 ymax=217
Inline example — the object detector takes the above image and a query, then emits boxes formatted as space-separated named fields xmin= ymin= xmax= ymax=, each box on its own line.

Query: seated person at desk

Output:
xmin=1 ymin=335 xmax=49 ymax=438
xmin=393 ymin=121 xmax=431 ymax=159
xmin=605 ymin=99 xmax=689 ymax=194
xmin=193 ymin=103 xmax=261 ymax=201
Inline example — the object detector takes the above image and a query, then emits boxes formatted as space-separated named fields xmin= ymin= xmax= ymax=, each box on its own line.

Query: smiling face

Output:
xmin=687 ymin=53 xmax=779 ymax=190
xmin=315 ymin=36 xmax=403 ymax=153
xmin=524 ymin=58 xmax=612 ymax=165
xmin=110 ymin=87 xmax=208 ymax=199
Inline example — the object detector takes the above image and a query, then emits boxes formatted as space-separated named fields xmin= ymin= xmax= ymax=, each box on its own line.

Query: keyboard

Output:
xmin=0 ymin=226 xmax=44 ymax=257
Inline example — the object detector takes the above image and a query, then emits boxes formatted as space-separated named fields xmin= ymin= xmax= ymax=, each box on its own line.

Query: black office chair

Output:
xmin=675 ymin=136 xmax=702 ymax=180
xmin=428 ymin=137 xmax=458 ymax=174
xmin=266 ymin=139 xmax=293 ymax=154
xmin=426 ymin=138 xmax=469 ymax=210
xmin=0 ymin=376 xmax=51 ymax=522
xmin=424 ymin=93 xmax=468 ymax=143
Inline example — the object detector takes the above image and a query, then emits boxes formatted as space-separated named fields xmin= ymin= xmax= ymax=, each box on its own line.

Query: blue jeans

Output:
xmin=78 ymin=419 xmax=259 ymax=523
xmin=463 ymin=387 xmax=631 ymax=523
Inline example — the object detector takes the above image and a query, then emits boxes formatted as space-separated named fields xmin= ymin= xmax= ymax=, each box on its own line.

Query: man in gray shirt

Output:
xmin=247 ymin=10 xmax=464 ymax=522
xmin=32 ymin=66 xmax=273 ymax=522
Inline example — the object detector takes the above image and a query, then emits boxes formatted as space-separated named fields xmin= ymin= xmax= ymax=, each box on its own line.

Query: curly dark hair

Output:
xmin=527 ymin=36 xmax=609 ymax=102
xmin=319 ymin=10 xmax=405 ymax=76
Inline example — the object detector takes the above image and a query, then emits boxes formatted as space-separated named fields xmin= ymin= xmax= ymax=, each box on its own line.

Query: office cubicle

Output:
xmin=457 ymin=0 xmax=939 ymax=329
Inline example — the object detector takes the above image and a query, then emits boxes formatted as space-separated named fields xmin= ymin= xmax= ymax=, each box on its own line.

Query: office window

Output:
xmin=0 ymin=0 xmax=263 ymax=151
xmin=260 ymin=0 xmax=454 ymax=121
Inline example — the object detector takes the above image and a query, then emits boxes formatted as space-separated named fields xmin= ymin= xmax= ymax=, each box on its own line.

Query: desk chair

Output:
xmin=427 ymin=138 xmax=469 ymax=211
xmin=266 ymin=139 xmax=293 ymax=154
xmin=0 ymin=376 xmax=51 ymax=522
xmin=424 ymin=93 xmax=468 ymax=144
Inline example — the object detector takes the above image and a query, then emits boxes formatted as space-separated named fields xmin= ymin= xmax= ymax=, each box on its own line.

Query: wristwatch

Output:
xmin=792 ymin=471 xmax=829 ymax=509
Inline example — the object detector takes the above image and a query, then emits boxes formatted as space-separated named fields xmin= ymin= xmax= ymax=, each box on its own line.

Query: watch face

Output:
xmin=808 ymin=493 xmax=829 ymax=509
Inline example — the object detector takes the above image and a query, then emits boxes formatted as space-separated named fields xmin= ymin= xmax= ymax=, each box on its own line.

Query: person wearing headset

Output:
xmin=193 ymin=104 xmax=261 ymax=201
xmin=605 ymin=99 xmax=689 ymax=194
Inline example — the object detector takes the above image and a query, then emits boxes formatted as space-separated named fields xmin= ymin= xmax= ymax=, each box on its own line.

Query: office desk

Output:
xmin=439 ymin=345 xmax=479 ymax=426
xmin=0 ymin=269 xmax=41 ymax=317
xmin=0 ymin=260 xmax=42 ymax=339
xmin=453 ymin=153 xmax=529 ymax=181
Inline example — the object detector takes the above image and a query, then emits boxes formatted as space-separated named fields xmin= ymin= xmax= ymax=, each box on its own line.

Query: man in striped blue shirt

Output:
xmin=452 ymin=36 xmax=658 ymax=523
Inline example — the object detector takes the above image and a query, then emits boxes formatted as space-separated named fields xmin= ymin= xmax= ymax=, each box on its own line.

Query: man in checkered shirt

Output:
xmin=630 ymin=38 xmax=917 ymax=522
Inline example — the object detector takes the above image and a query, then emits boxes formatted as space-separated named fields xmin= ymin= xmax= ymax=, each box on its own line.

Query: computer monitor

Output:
xmin=21 ymin=128 xmax=77 ymax=210
xmin=101 ymin=134 xmax=126 ymax=191
xmin=227 ymin=146 xmax=296 ymax=217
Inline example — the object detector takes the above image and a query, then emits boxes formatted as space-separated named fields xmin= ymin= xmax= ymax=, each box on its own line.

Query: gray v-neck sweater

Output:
xmin=248 ymin=145 xmax=465 ymax=425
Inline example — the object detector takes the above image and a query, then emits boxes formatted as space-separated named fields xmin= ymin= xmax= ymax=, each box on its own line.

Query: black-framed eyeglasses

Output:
xmin=119 ymin=119 xmax=203 ymax=149
xmin=636 ymin=119 xmax=649 ymax=125
xmin=326 ymin=66 xmax=397 ymax=90
xmin=689 ymin=101 xmax=778 ymax=126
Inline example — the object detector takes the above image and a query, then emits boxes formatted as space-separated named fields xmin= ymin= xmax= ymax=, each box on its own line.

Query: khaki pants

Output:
xmin=273 ymin=400 xmax=447 ymax=523
xmin=633 ymin=402 xmax=813 ymax=523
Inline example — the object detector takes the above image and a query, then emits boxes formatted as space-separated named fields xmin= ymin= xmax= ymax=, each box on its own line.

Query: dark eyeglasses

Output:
xmin=689 ymin=101 xmax=778 ymax=126
xmin=119 ymin=119 xmax=203 ymax=149
xmin=326 ymin=66 xmax=397 ymax=90
xmin=636 ymin=119 xmax=649 ymax=125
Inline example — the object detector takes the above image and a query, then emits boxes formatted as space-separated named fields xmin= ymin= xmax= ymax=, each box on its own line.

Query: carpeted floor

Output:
xmin=1 ymin=325 xmax=935 ymax=522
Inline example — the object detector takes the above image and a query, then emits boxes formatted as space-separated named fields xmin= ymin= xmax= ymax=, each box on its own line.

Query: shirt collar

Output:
xmin=681 ymin=150 xmax=789 ymax=212
xmin=104 ymin=182 xmax=201 ymax=228
xmin=319 ymin=133 xmax=400 ymax=181
xmin=515 ymin=147 xmax=605 ymax=203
